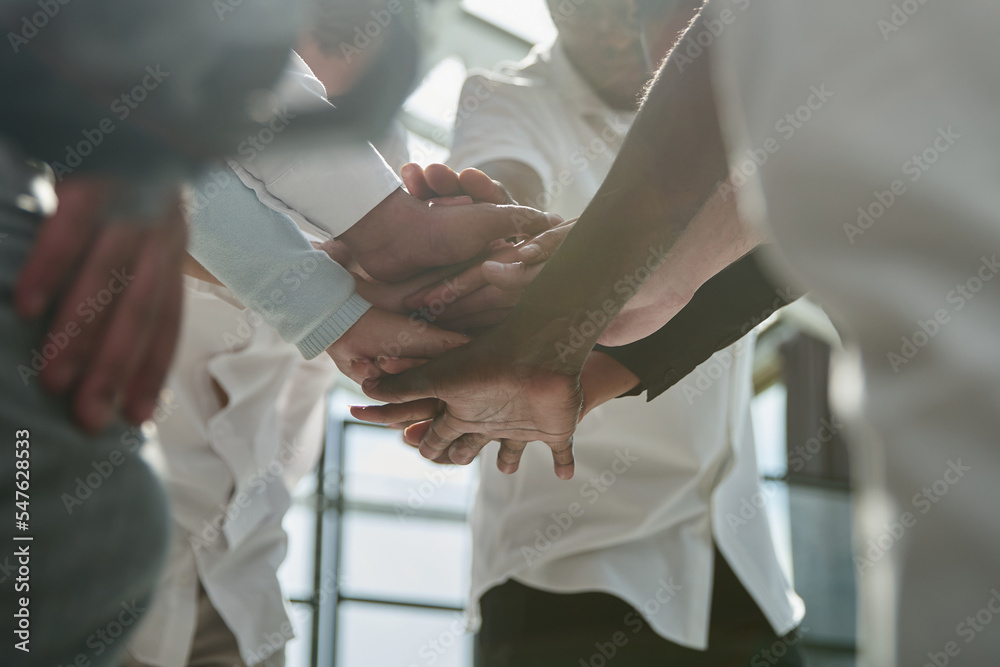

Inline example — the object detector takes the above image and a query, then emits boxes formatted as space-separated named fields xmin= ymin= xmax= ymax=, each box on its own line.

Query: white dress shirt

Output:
xmin=129 ymin=54 xmax=409 ymax=666
xmin=128 ymin=280 xmax=335 ymax=667
xmin=450 ymin=41 xmax=803 ymax=650
xmin=705 ymin=1 xmax=1000 ymax=664
xmin=229 ymin=52 xmax=402 ymax=240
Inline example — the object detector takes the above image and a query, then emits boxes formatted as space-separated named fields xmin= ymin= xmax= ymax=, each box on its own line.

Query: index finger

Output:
xmin=408 ymin=241 xmax=524 ymax=310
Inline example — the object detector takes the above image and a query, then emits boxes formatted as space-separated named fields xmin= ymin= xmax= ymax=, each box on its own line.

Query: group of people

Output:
xmin=1 ymin=1 xmax=998 ymax=667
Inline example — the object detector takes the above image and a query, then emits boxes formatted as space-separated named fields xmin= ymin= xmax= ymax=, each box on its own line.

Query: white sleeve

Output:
xmin=448 ymin=73 xmax=555 ymax=188
xmin=186 ymin=168 xmax=371 ymax=360
xmin=228 ymin=52 xmax=402 ymax=238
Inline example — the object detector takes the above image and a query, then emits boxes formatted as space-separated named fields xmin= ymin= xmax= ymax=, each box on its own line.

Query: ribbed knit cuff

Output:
xmin=295 ymin=293 xmax=372 ymax=359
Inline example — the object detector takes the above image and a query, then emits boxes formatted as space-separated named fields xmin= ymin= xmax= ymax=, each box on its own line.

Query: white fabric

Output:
xmin=449 ymin=43 xmax=634 ymax=217
xmin=450 ymin=40 xmax=802 ymax=650
xmin=186 ymin=168 xmax=372 ymax=360
xmin=128 ymin=279 xmax=336 ymax=667
xmin=229 ymin=52 xmax=402 ymax=240
xmin=706 ymin=1 xmax=1000 ymax=665
xmin=129 ymin=54 xmax=414 ymax=666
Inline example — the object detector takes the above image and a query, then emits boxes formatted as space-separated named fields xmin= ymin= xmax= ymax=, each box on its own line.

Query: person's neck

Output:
xmin=562 ymin=47 xmax=638 ymax=112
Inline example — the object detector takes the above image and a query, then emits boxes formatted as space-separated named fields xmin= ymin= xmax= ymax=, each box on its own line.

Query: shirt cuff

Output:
xmin=296 ymin=292 xmax=372 ymax=359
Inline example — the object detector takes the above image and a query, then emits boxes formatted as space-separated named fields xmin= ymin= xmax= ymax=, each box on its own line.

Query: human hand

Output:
xmin=336 ymin=186 xmax=559 ymax=283
xmin=395 ymin=162 xmax=573 ymax=331
xmin=400 ymin=162 xmax=515 ymax=206
xmin=15 ymin=176 xmax=186 ymax=432
xmin=354 ymin=348 xmax=636 ymax=469
xmin=326 ymin=307 xmax=469 ymax=384
xmin=311 ymin=238 xmax=479 ymax=316
xmin=400 ymin=219 xmax=576 ymax=331
xmin=352 ymin=331 xmax=583 ymax=479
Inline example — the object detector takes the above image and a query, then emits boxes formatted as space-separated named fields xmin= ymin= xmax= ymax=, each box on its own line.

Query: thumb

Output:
xmin=458 ymin=168 xmax=513 ymax=205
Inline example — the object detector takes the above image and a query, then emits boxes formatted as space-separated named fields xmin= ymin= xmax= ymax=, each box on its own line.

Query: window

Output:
xmin=279 ymin=389 xmax=479 ymax=667
xmin=751 ymin=310 xmax=858 ymax=667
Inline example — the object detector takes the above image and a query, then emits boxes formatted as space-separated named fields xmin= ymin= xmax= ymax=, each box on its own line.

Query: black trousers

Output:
xmin=475 ymin=548 xmax=806 ymax=667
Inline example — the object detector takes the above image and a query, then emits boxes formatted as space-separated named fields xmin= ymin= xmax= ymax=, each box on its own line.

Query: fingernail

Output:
xmin=444 ymin=340 xmax=465 ymax=350
xmin=376 ymin=355 xmax=389 ymax=368
xmin=483 ymin=261 xmax=506 ymax=273
xmin=545 ymin=213 xmax=563 ymax=226
xmin=519 ymin=244 xmax=542 ymax=262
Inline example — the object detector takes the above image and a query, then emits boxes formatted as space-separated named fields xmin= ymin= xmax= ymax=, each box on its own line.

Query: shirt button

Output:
xmin=662 ymin=369 xmax=677 ymax=382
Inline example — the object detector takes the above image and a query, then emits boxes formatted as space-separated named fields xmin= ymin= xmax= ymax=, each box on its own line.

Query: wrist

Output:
xmin=579 ymin=351 xmax=640 ymax=417
xmin=337 ymin=187 xmax=406 ymax=255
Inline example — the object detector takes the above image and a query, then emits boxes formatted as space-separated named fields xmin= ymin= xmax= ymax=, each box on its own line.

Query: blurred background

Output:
xmin=274 ymin=2 xmax=859 ymax=666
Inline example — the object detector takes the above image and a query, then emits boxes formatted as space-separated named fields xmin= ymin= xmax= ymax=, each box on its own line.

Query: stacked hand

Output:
xmin=347 ymin=163 xmax=641 ymax=480
xmin=336 ymin=167 xmax=560 ymax=282
xmin=323 ymin=163 xmax=556 ymax=383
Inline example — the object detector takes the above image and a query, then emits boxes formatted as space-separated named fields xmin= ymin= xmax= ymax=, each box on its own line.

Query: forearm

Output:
xmin=598 ymin=248 xmax=803 ymax=400
xmin=603 ymin=182 xmax=767 ymax=345
xmin=187 ymin=168 xmax=371 ymax=359
xmin=494 ymin=11 xmax=729 ymax=370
